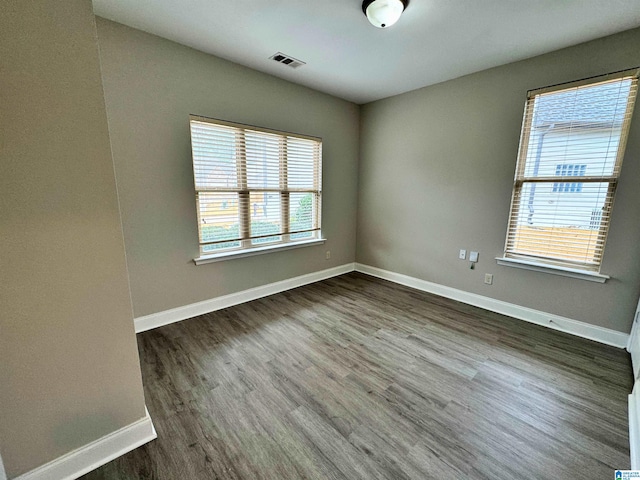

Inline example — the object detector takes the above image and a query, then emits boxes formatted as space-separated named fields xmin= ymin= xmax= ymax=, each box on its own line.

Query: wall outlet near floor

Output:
xmin=484 ymin=273 xmax=493 ymax=285
xmin=469 ymin=251 xmax=479 ymax=263
xmin=325 ymin=250 xmax=331 ymax=260
xmin=459 ymin=249 xmax=466 ymax=260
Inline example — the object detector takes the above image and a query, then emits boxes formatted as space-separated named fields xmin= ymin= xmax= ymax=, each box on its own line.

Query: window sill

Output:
xmin=194 ymin=238 xmax=326 ymax=265
xmin=495 ymin=257 xmax=609 ymax=283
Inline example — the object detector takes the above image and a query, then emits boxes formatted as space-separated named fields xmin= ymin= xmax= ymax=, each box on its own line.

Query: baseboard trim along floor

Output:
xmin=135 ymin=262 xmax=629 ymax=348
xmin=355 ymin=263 xmax=629 ymax=349
xmin=630 ymin=385 xmax=640 ymax=469
xmin=14 ymin=408 xmax=156 ymax=480
xmin=134 ymin=263 xmax=356 ymax=333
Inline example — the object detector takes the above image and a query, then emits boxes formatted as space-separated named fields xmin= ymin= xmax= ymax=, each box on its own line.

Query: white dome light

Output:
xmin=363 ymin=0 xmax=408 ymax=28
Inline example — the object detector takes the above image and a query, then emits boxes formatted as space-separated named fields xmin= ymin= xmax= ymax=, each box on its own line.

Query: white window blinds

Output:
xmin=504 ymin=69 xmax=638 ymax=272
xmin=189 ymin=116 xmax=322 ymax=255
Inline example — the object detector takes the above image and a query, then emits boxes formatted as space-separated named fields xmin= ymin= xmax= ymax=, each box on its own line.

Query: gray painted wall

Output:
xmin=0 ymin=1 xmax=146 ymax=477
xmin=357 ymin=27 xmax=640 ymax=333
xmin=95 ymin=18 xmax=360 ymax=318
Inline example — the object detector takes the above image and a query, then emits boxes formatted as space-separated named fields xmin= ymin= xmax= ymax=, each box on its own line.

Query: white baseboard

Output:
xmin=135 ymin=263 xmax=356 ymax=333
xmin=15 ymin=408 xmax=156 ymax=480
xmin=355 ymin=263 xmax=629 ymax=348
xmin=135 ymin=260 xmax=628 ymax=347
xmin=630 ymin=385 xmax=640 ymax=469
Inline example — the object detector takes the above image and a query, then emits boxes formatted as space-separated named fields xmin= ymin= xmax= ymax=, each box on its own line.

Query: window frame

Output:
xmin=499 ymin=69 xmax=639 ymax=281
xmin=189 ymin=115 xmax=323 ymax=263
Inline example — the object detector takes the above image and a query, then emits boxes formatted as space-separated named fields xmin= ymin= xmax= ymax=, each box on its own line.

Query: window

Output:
xmin=552 ymin=164 xmax=586 ymax=193
xmin=502 ymin=69 xmax=638 ymax=275
xmin=189 ymin=116 xmax=322 ymax=258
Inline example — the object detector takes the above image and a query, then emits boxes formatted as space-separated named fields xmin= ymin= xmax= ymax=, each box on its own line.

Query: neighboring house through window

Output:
xmin=189 ymin=116 xmax=322 ymax=258
xmin=501 ymin=69 xmax=638 ymax=276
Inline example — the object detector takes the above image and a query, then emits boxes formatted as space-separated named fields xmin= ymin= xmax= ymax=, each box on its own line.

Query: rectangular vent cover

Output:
xmin=269 ymin=52 xmax=306 ymax=69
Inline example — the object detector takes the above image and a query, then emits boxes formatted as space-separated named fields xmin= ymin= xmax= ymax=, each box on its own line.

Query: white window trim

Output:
xmin=194 ymin=237 xmax=326 ymax=265
xmin=496 ymin=256 xmax=609 ymax=283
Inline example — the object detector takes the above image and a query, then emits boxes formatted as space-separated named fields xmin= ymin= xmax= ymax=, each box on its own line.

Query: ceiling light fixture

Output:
xmin=362 ymin=0 xmax=408 ymax=28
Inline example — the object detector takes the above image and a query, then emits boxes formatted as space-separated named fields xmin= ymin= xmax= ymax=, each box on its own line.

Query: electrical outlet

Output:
xmin=325 ymin=250 xmax=331 ymax=260
xmin=459 ymin=249 xmax=466 ymax=260
xmin=469 ymin=251 xmax=479 ymax=263
xmin=484 ymin=273 xmax=493 ymax=285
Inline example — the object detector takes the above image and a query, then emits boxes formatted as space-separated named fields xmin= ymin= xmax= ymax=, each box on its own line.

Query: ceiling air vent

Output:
xmin=269 ymin=52 xmax=306 ymax=69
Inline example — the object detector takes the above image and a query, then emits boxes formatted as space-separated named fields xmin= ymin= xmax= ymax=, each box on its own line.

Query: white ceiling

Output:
xmin=92 ymin=0 xmax=640 ymax=105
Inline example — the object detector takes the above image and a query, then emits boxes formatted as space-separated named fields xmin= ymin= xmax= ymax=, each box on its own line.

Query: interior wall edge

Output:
xmin=0 ymin=453 xmax=6 ymax=480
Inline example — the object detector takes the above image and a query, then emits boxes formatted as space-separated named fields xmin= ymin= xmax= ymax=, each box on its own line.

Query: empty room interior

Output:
xmin=4 ymin=0 xmax=640 ymax=479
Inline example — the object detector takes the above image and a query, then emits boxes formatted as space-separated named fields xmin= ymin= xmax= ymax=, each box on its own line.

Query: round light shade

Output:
xmin=363 ymin=0 xmax=407 ymax=28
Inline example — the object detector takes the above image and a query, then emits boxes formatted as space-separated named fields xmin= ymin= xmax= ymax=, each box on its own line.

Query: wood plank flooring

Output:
xmin=82 ymin=272 xmax=633 ymax=479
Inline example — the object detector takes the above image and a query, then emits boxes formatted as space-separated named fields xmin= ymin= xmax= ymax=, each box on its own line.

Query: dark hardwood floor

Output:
xmin=82 ymin=272 xmax=633 ymax=479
